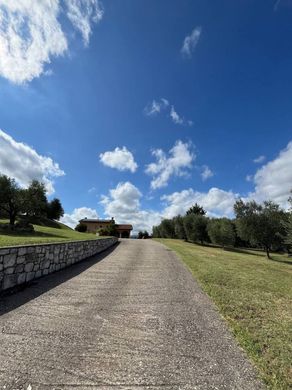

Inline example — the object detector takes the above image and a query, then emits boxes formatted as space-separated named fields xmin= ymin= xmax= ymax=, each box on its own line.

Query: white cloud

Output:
xmin=65 ymin=0 xmax=103 ymax=45
xmin=144 ymin=98 xmax=169 ymax=116
xmin=181 ymin=26 xmax=202 ymax=58
xmin=253 ymin=155 xmax=266 ymax=163
xmin=144 ymin=98 xmax=192 ymax=126
xmin=145 ymin=140 xmax=194 ymax=189
xmin=101 ymin=181 xmax=161 ymax=233
xmin=170 ymin=106 xmax=184 ymax=125
xmin=250 ymin=141 xmax=292 ymax=207
xmin=61 ymin=207 xmax=98 ymax=228
xmin=88 ymin=186 xmax=97 ymax=194
xmin=99 ymin=146 xmax=138 ymax=173
xmin=162 ymin=187 xmax=238 ymax=219
xmin=0 ymin=129 xmax=64 ymax=195
xmin=0 ymin=0 xmax=103 ymax=84
xmin=201 ymin=165 xmax=214 ymax=181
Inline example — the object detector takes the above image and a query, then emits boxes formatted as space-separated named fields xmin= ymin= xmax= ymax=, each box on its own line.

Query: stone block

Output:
xmin=33 ymin=263 xmax=40 ymax=271
xmin=5 ymin=267 xmax=14 ymax=275
xmin=43 ymin=269 xmax=49 ymax=275
xmin=35 ymin=270 xmax=42 ymax=279
xmin=24 ymin=263 xmax=34 ymax=273
xmin=0 ymin=249 xmax=10 ymax=256
xmin=18 ymin=247 xmax=27 ymax=256
xmin=17 ymin=273 xmax=26 ymax=285
xmin=3 ymin=274 xmax=17 ymax=290
xmin=3 ymin=253 xmax=16 ymax=268
xmin=41 ymin=259 xmax=50 ymax=269
xmin=16 ymin=256 xmax=26 ymax=264
xmin=15 ymin=264 xmax=24 ymax=273
xmin=0 ymin=263 xmax=3 ymax=272
xmin=26 ymin=272 xmax=35 ymax=282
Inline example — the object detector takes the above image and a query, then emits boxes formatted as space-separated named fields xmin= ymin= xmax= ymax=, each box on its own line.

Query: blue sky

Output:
xmin=0 ymin=0 xmax=291 ymax=232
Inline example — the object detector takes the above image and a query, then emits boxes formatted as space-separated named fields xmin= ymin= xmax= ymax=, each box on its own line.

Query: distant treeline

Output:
xmin=0 ymin=174 xmax=64 ymax=230
xmin=152 ymin=198 xmax=292 ymax=258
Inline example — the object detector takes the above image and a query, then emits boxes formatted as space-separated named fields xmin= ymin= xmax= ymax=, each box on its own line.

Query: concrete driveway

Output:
xmin=0 ymin=239 xmax=264 ymax=389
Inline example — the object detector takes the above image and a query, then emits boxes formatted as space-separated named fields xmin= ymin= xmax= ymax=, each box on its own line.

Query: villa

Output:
xmin=79 ymin=217 xmax=133 ymax=238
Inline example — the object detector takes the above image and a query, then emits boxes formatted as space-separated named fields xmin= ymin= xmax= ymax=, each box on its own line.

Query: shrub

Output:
xmin=75 ymin=223 xmax=87 ymax=232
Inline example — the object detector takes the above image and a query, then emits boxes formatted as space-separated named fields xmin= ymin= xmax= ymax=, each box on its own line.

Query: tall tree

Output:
xmin=207 ymin=218 xmax=235 ymax=248
xmin=186 ymin=203 xmax=206 ymax=216
xmin=234 ymin=199 xmax=287 ymax=258
xmin=25 ymin=180 xmax=48 ymax=217
xmin=284 ymin=193 xmax=292 ymax=247
xmin=159 ymin=219 xmax=175 ymax=238
xmin=0 ymin=175 xmax=25 ymax=226
xmin=183 ymin=214 xmax=208 ymax=244
xmin=173 ymin=215 xmax=186 ymax=240
xmin=47 ymin=198 xmax=64 ymax=220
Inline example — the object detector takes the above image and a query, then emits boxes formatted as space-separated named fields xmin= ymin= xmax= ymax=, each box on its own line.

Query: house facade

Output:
xmin=79 ymin=217 xmax=133 ymax=238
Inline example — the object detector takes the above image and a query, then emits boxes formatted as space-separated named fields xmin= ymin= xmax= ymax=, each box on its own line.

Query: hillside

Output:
xmin=0 ymin=217 xmax=98 ymax=247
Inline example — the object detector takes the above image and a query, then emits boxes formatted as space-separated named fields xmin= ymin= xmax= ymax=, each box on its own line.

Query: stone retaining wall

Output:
xmin=0 ymin=237 xmax=118 ymax=292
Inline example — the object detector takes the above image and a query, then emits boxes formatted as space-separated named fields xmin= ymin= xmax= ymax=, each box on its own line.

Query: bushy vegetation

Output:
xmin=98 ymin=222 xmax=117 ymax=237
xmin=138 ymin=230 xmax=149 ymax=239
xmin=153 ymin=198 xmax=292 ymax=257
xmin=0 ymin=175 xmax=64 ymax=231
xmin=75 ymin=223 xmax=88 ymax=232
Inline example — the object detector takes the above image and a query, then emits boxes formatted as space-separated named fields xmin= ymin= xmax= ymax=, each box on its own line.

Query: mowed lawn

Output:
xmin=0 ymin=219 xmax=98 ymax=247
xmin=156 ymin=239 xmax=292 ymax=390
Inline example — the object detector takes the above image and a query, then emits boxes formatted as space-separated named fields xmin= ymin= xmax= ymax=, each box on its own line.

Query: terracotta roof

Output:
xmin=116 ymin=224 xmax=133 ymax=230
xmin=79 ymin=219 xmax=112 ymax=223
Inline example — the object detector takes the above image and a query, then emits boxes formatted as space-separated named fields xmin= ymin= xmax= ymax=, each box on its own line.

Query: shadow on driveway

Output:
xmin=0 ymin=242 xmax=119 ymax=317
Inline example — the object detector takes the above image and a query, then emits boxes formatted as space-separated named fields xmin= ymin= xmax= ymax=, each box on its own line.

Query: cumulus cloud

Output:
xmin=0 ymin=129 xmax=64 ymax=195
xmin=144 ymin=98 xmax=169 ymax=116
xmin=101 ymin=181 xmax=161 ymax=233
xmin=99 ymin=146 xmax=138 ymax=173
xmin=253 ymin=155 xmax=266 ymax=163
xmin=201 ymin=165 xmax=214 ymax=181
xmin=181 ymin=26 xmax=202 ymax=58
xmin=60 ymin=207 xmax=98 ymax=228
xmin=145 ymin=140 xmax=194 ymax=190
xmin=250 ymin=141 xmax=292 ymax=207
xmin=0 ymin=0 xmax=103 ymax=84
xmin=162 ymin=187 xmax=238 ymax=219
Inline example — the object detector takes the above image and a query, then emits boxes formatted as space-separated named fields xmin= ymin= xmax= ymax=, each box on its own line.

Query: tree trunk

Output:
xmin=9 ymin=211 xmax=16 ymax=226
xmin=266 ymin=247 xmax=271 ymax=259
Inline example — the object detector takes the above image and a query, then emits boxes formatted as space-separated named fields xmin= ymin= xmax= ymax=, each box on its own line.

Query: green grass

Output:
xmin=0 ymin=218 xmax=100 ymax=247
xmin=155 ymin=239 xmax=292 ymax=390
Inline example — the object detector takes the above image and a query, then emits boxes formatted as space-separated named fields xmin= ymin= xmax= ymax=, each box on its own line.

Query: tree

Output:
xmin=0 ymin=175 xmax=25 ymax=226
xmin=173 ymin=215 xmax=186 ymax=240
xmin=47 ymin=198 xmax=64 ymax=220
xmin=283 ymin=193 xmax=292 ymax=247
xmin=234 ymin=199 xmax=287 ymax=258
xmin=186 ymin=203 xmax=206 ymax=216
xmin=207 ymin=218 xmax=235 ymax=248
xmin=24 ymin=180 xmax=47 ymax=217
xmin=138 ymin=230 xmax=149 ymax=239
xmin=75 ymin=223 xmax=87 ymax=232
xmin=152 ymin=225 xmax=161 ymax=238
xmin=183 ymin=214 xmax=208 ymax=244
xmin=159 ymin=219 xmax=175 ymax=238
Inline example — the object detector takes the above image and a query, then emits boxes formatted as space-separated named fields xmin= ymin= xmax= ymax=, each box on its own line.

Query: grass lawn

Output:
xmin=0 ymin=218 xmax=99 ymax=247
xmin=155 ymin=239 xmax=292 ymax=390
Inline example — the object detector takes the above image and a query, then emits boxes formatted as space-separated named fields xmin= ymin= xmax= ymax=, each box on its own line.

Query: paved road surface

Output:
xmin=0 ymin=239 xmax=264 ymax=389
